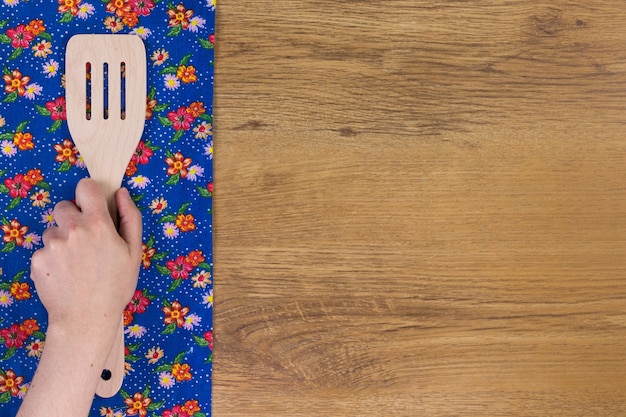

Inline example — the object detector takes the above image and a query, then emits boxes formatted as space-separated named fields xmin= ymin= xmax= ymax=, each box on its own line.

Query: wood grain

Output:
xmin=212 ymin=1 xmax=626 ymax=415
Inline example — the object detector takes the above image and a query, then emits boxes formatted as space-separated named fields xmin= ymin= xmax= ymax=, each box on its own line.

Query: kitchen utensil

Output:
xmin=65 ymin=34 xmax=146 ymax=398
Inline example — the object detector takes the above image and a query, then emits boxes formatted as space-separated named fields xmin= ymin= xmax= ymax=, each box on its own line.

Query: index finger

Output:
xmin=52 ymin=200 xmax=80 ymax=228
xmin=74 ymin=178 xmax=111 ymax=219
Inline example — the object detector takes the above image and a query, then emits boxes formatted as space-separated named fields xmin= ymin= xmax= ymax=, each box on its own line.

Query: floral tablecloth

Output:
xmin=0 ymin=0 xmax=214 ymax=415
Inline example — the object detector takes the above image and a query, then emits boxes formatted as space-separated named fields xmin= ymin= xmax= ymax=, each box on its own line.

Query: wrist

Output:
xmin=16 ymin=316 xmax=116 ymax=417
xmin=45 ymin=318 xmax=118 ymax=363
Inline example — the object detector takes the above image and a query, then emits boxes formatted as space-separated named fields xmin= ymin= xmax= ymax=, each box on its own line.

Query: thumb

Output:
xmin=116 ymin=187 xmax=143 ymax=258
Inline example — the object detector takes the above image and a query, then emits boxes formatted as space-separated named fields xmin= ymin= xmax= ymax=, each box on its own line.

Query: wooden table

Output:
xmin=212 ymin=2 xmax=626 ymax=415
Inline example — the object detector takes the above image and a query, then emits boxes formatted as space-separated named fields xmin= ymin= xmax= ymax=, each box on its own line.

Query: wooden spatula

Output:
xmin=65 ymin=34 xmax=146 ymax=398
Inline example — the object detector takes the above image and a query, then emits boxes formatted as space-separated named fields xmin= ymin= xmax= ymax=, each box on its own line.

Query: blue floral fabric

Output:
xmin=0 ymin=0 xmax=214 ymax=415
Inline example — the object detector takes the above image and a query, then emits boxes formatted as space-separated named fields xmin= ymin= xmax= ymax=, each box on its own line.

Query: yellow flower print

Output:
xmin=30 ymin=189 xmax=51 ymax=208
xmin=32 ymin=40 xmax=52 ymax=58
xmin=150 ymin=48 xmax=168 ymax=66
xmin=176 ymin=65 xmax=197 ymax=83
xmin=149 ymin=197 xmax=167 ymax=214
xmin=145 ymin=346 xmax=164 ymax=364
xmin=104 ymin=16 xmax=123 ymax=33
xmin=171 ymin=363 xmax=192 ymax=382
xmin=26 ymin=339 xmax=44 ymax=357
xmin=10 ymin=282 xmax=30 ymax=301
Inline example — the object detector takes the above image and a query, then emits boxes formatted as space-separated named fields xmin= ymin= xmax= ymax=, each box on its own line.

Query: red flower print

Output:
xmin=124 ymin=391 xmax=152 ymax=417
xmin=209 ymin=33 xmax=215 ymax=44
xmin=3 ymin=70 xmax=30 ymax=96
xmin=132 ymin=0 xmax=155 ymax=16
xmin=0 ymin=370 xmax=24 ymax=397
xmin=45 ymin=96 xmax=67 ymax=121
xmin=163 ymin=301 xmax=189 ymax=327
xmin=166 ymin=256 xmax=193 ymax=279
xmin=24 ymin=169 xmax=43 ymax=186
xmin=207 ymin=182 xmax=213 ymax=193
xmin=10 ymin=282 xmax=30 ymax=301
xmin=185 ymin=250 xmax=204 ymax=267
xmin=6 ymin=25 xmax=34 ymax=49
xmin=162 ymin=405 xmax=189 ymax=417
xmin=142 ymin=243 xmax=156 ymax=269
xmin=58 ymin=0 xmax=82 ymax=15
xmin=20 ymin=319 xmax=39 ymax=336
xmin=4 ymin=174 xmax=32 ymax=198
xmin=165 ymin=152 xmax=192 ymax=178
xmin=13 ymin=132 xmax=34 ymax=151
xmin=132 ymin=140 xmax=154 ymax=165
xmin=1 ymin=219 xmax=28 ymax=246
xmin=167 ymin=3 xmax=193 ymax=28
xmin=127 ymin=289 xmax=151 ymax=314
xmin=54 ymin=139 xmax=79 ymax=164
xmin=204 ymin=331 xmax=213 ymax=350
xmin=0 ymin=324 xmax=28 ymax=348
xmin=167 ymin=106 xmax=194 ymax=131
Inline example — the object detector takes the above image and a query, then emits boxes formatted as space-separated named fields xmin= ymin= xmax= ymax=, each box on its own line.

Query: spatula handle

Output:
xmin=95 ymin=184 xmax=128 ymax=398
xmin=97 ymin=319 xmax=126 ymax=397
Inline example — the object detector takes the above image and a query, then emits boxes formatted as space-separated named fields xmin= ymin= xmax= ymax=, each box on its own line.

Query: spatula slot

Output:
xmin=82 ymin=61 xmax=127 ymax=121
xmin=120 ymin=62 xmax=126 ymax=120
xmin=103 ymin=62 xmax=109 ymax=120
xmin=85 ymin=62 xmax=91 ymax=120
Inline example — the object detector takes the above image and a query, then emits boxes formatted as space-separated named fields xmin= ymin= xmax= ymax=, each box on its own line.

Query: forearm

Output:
xmin=16 ymin=324 xmax=115 ymax=417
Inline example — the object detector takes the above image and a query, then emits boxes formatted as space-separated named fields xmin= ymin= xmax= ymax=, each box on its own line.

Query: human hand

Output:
xmin=18 ymin=179 xmax=142 ymax=417
xmin=29 ymin=178 xmax=143 ymax=345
